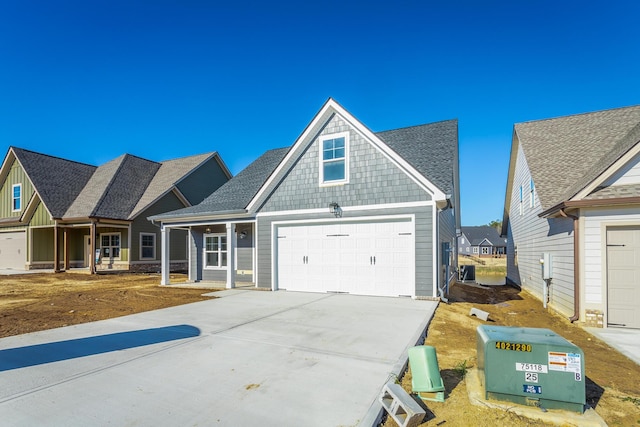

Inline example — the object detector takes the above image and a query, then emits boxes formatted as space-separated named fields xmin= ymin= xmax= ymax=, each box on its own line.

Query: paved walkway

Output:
xmin=0 ymin=290 xmax=437 ymax=426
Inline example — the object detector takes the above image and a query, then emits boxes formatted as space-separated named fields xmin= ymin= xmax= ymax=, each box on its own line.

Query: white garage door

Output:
xmin=0 ymin=231 xmax=26 ymax=269
xmin=607 ymin=226 xmax=640 ymax=328
xmin=276 ymin=218 xmax=415 ymax=297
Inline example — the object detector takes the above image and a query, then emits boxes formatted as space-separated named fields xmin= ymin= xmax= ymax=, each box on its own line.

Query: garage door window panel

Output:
xmin=205 ymin=234 xmax=227 ymax=269
xmin=320 ymin=132 xmax=349 ymax=185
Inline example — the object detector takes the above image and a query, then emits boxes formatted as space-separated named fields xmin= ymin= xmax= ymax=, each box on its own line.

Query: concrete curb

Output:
xmin=360 ymin=301 xmax=439 ymax=426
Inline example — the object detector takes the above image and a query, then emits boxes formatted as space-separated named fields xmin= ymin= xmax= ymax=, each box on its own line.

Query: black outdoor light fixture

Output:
xmin=329 ymin=202 xmax=341 ymax=218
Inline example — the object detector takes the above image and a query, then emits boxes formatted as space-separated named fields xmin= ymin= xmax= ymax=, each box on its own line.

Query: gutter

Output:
xmin=559 ymin=209 xmax=580 ymax=322
xmin=540 ymin=196 xmax=640 ymax=218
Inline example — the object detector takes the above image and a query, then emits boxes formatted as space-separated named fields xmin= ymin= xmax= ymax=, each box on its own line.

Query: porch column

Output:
xmin=90 ymin=221 xmax=96 ymax=274
xmin=226 ymin=222 xmax=236 ymax=289
xmin=161 ymin=226 xmax=171 ymax=285
xmin=53 ymin=224 xmax=60 ymax=273
xmin=63 ymin=228 xmax=69 ymax=271
xmin=188 ymin=228 xmax=196 ymax=283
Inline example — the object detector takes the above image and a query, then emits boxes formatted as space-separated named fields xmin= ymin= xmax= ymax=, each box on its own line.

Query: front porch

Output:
xmin=160 ymin=220 xmax=256 ymax=289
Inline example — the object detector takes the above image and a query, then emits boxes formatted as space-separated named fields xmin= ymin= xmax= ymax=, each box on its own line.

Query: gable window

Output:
xmin=204 ymin=234 xmax=227 ymax=269
xmin=12 ymin=184 xmax=22 ymax=212
xmin=320 ymin=132 xmax=349 ymax=185
xmin=101 ymin=233 xmax=121 ymax=259
xmin=530 ymin=178 xmax=535 ymax=208
xmin=140 ymin=233 xmax=156 ymax=260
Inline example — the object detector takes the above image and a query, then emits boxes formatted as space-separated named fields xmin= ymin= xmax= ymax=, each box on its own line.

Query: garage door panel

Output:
xmin=0 ymin=232 xmax=26 ymax=269
xmin=276 ymin=219 xmax=414 ymax=297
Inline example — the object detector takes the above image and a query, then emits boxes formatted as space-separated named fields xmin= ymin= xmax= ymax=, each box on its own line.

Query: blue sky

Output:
xmin=1 ymin=1 xmax=639 ymax=225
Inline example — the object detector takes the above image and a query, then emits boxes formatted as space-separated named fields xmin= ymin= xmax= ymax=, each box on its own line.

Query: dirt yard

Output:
xmin=1 ymin=273 xmax=638 ymax=425
xmin=0 ymin=273 xmax=213 ymax=338
xmin=386 ymin=280 xmax=640 ymax=427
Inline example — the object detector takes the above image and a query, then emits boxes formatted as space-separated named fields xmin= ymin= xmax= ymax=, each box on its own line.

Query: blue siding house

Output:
xmin=151 ymin=99 xmax=460 ymax=299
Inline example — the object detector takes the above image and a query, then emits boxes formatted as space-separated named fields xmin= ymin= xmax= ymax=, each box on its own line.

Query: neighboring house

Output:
xmin=502 ymin=105 xmax=640 ymax=329
xmin=458 ymin=225 xmax=506 ymax=257
xmin=0 ymin=147 xmax=231 ymax=272
xmin=150 ymin=98 xmax=460 ymax=299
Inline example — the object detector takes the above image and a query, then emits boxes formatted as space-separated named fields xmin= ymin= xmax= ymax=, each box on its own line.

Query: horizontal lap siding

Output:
xmin=507 ymin=143 xmax=575 ymax=316
xmin=583 ymin=207 xmax=640 ymax=310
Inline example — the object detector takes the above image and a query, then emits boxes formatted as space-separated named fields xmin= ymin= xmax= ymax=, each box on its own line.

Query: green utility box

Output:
xmin=477 ymin=325 xmax=585 ymax=413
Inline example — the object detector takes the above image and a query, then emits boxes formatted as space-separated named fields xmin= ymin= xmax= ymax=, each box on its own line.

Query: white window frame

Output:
xmin=12 ymin=184 xmax=22 ymax=212
xmin=140 ymin=233 xmax=156 ymax=260
xmin=204 ymin=233 xmax=227 ymax=270
xmin=519 ymin=185 xmax=523 ymax=215
xmin=472 ymin=247 xmax=479 ymax=254
xmin=100 ymin=232 xmax=121 ymax=260
xmin=530 ymin=178 xmax=535 ymax=208
xmin=319 ymin=131 xmax=349 ymax=186
xmin=481 ymin=247 xmax=490 ymax=255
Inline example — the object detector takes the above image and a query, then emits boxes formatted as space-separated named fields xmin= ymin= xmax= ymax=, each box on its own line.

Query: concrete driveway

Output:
xmin=0 ymin=289 xmax=437 ymax=426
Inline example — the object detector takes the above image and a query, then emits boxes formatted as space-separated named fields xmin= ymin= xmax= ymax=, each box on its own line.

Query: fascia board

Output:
xmin=330 ymin=101 xmax=447 ymax=200
xmin=0 ymin=148 xmax=16 ymax=185
xmin=245 ymin=99 xmax=335 ymax=212
xmin=247 ymin=98 xmax=446 ymax=211
xmin=148 ymin=210 xmax=251 ymax=224
xmin=572 ymin=140 xmax=640 ymax=201
xmin=501 ymin=128 xmax=519 ymax=235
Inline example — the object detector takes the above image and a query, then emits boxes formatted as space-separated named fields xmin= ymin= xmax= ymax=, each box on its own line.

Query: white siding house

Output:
xmin=503 ymin=105 xmax=640 ymax=329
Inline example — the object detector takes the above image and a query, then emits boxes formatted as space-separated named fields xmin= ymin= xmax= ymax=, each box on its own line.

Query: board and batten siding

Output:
xmin=256 ymin=205 xmax=434 ymax=296
xmin=506 ymin=142 xmax=575 ymax=316
xmin=175 ymin=156 xmax=230 ymax=206
xmin=258 ymin=114 xmax=431 ymax=213
xmin=582 ymin=207 xmax=640 ymax=316
xmin=30 ymin=202 xmax=54 ymax=227
xmin=134 ymin=192 xmax=188 ymax=263
xmin=0 ymin=159 xmax=35 ymax=219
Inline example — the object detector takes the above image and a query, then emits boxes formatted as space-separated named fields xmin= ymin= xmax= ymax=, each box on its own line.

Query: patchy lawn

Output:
xmin=385 ymin=283 xmax=640 ymax=426
xmin=0 ymin=272 xmax=214 ymax=338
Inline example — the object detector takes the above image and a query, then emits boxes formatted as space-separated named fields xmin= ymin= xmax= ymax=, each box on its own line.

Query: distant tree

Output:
xmin=488 ymin=219 xmax=502 ymax=232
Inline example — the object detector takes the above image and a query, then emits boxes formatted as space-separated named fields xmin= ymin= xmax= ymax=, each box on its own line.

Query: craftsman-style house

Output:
xmin=0 ymin=147 xmax=230 ymax=272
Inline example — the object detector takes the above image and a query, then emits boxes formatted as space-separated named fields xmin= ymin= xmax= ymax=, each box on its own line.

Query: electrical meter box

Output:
xmin=477 ymin=325 xmax=585 ymax=413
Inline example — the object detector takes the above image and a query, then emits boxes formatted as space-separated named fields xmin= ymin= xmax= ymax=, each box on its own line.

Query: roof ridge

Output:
xmin=160 ymin=151 xmax=216 ymax=164
xmin=376 ymin=118 xmax=458 ymax=134
xmin=11 ymin=146 xmax=96 ymax=168
xmin=516 ymin=104 xmax=640 ymax=126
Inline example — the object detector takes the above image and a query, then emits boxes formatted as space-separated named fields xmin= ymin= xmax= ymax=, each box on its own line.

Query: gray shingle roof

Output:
xmin=515 ymin=105 xmax=640 ymax=210
xmin=8 ymin=147 xmax=215 ymax=221
xmin=152 ymin=117 xmax=459 ymax=221
xmin=65 ymin=155 xmax=160 ymax=219
xmin=461 ymin=226 xmax=505 ymax=246
xmin=129 ymin=152 xmax=216 ymax=219
xmin=376 ymin=119 xmax=458 ymax=196
xmin=152 ymin=147 xmax=289 ymax=219
xmin=12 ymin=147 xmax=97 ymax=218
